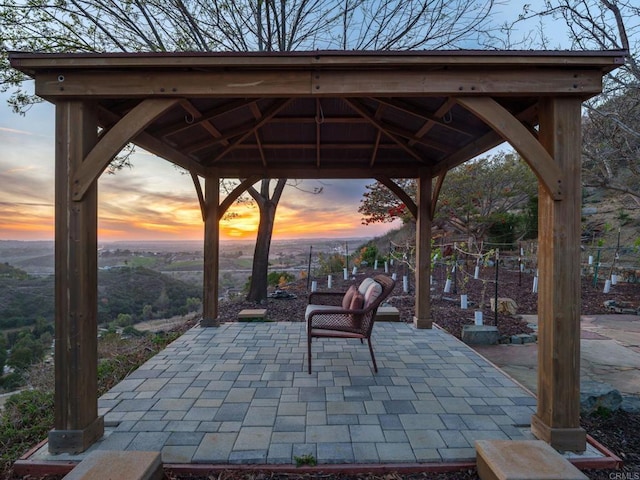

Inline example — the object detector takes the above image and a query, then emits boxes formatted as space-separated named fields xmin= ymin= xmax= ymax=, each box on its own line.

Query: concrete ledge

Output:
xmin=476 ymin=440 xmax=587 ymax=480
xmin=375 ymin=306 xmax=400 ymax=321
xmin=461 ymin=325 xmax=499 ymax=345
xmin=63 ymin=450 xmax=163 ymax=480
xmin=238 ymin=309 xmax=267 ymax=321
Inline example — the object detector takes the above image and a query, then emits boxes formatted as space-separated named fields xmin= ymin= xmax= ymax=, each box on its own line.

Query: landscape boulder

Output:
xmin=490 ymin=297 xmax=518 ymax=315
xmin=580 ymin=381 xmax=623 ymax=414
xmin=621 ymin=396 xmax=640 ymax=413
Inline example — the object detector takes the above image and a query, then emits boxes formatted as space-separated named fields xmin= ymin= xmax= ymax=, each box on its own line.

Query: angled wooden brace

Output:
xmin=72 ymin=98 xmax=181 ymax=201
xmin=455 ymin=97 xmax=564 ymax=201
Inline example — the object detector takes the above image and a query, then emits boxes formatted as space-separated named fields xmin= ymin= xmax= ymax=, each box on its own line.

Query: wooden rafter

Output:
xmin=179 ymin=99 xmax=229 ymax=146
xmin=211 ymin=99 xmax=293 ymax=164
xmin=372 ymin=97 xmax=473 ymax=137
xmin=153 ymin=98 xmax=255 ymax=138
xmin=370 ymin=131 xmax=382 ymax=168
xmin=343 ymin=98 xmax=426 ymax=163
xmin=409 ymin=98 xmax=460 ymax=148
xmin=249 ymin=103 xmax=268 ymax=167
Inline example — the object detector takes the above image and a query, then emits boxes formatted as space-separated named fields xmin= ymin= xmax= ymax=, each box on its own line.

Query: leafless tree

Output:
xmin=1 ymin=0 xmax=502 ymax=303
xmin=513 ymin=1 xmax=640 ymax=206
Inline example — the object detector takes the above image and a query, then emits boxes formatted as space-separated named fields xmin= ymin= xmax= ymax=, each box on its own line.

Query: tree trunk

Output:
xmin=245 ymin=179 xmax=286 ymax=303
xmin=246 ymin=199 xmax=276 ymax=303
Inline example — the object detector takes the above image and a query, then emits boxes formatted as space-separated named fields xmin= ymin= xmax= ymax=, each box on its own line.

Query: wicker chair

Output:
xmin=305 ymin=274 xmax=396 ymax=374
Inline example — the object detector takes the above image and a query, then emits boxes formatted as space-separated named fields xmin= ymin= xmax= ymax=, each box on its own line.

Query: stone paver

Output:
xmin=33 ymin=322 xmax=541 ymax=466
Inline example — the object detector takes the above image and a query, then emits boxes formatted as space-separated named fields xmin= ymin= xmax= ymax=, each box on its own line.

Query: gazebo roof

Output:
xmin=9 ymin=50 xmax=625 ymax=180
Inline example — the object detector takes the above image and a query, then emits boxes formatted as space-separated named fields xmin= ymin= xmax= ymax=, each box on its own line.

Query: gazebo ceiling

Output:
xmin=9 ymin=50 xmax=625 ymax=179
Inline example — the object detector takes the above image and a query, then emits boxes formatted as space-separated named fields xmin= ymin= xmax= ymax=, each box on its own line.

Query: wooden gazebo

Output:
xmin=9 ymin=50 xmax=624 ymax=455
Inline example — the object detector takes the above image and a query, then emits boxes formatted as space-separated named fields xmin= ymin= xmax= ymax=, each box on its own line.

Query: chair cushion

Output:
xmin=363 ymin=281 xmax=383 ymax=308
xmin=305 ymin=304 xmax=339 ymax=322
xmin=349 ymin=291 xmax=364 ymax=310
xmin=357 ymin=277 xmax=375 ymax=295
xmin=342 ymin=284 xmax=357 ymax=309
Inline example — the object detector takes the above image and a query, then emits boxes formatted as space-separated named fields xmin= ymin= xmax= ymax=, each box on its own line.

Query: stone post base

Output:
xmin=48 ymin=416 xmax=104 ymax=454
xmin=531 ymin=413 xmax=587 ymax=452
xmin=413 ymin=316 xmax=433 ymax=329
xmin=200 ymin=317 xmax=220 ymax=327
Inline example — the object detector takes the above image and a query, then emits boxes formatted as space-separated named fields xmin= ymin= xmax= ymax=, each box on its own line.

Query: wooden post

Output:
xmin=531 ymin=97 xmax=586 ymax=451
xmin=414 ymin=171 xmax=432 ymax=329
xmin=49 ymin=100 xmax=104 ymax=453
xmin=201 ymin=176 xmax=220 ymax=327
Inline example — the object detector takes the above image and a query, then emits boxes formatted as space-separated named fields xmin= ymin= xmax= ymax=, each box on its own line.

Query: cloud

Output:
xmin=0 ymin=90 xmax=395 ymax=241
xmin=0 ymin=126 xmax=40 ymax=136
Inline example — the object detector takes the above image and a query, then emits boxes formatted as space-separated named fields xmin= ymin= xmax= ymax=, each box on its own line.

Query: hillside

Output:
xmin=0 ymin=265 xmax=201 ymax=331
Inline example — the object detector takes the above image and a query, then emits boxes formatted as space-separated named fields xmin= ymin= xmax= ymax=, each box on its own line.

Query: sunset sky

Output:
xmin=0 ymin=91 xmax=398 ymax=241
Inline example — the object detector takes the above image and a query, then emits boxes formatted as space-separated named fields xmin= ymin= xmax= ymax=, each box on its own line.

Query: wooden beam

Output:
xmin=531 ymin=97 xmax=586 ymax=452
xmin=36 ymin=68 xmax=604 ymax=98
xmin=201 ymin=176 xmax=220 ymax=327
xmin=455 ymin=97 xmax=564 ymax=200
xmin=37 ymin=71 xmax=313 ymax=97
xmin=73 ymin=98 xmax=180 ymax=200
xmin=49 ymin=100 xmax=104 ymax=454
xmin=375 ymin=176 xmax=418 ymax=219
xmin=12 ymin=50 xmax=625 ymax=71
xmin=414 ymin=170 xmax=432 ymax=329
xmin=202 ymin=165 xmax=422 ymax=179
xmin=433 ymin=104 xmax=539 ymax=176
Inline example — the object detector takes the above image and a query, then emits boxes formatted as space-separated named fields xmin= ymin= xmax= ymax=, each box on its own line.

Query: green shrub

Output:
xmin=0 ymin=390 xmax=54 ymax=478
xmin=316 ymin=252 xmax=346 ymax=275
xmin=267 ymin=271 xmax=295 ymax=287
xmin=0 ymin=372 xmax=24 ymax=391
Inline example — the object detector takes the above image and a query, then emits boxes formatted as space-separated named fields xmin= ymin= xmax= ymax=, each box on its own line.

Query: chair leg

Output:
xmin=307 ymin=335 xmax=312 ymax=374
xmin=367 ymin=338 xmax=378 ymax=373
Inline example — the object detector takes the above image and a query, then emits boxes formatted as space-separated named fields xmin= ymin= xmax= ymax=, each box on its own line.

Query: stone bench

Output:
xmin=238 ymin=308 xmax=267 ymax=321
xmin=63 ymin=450 xmax=163 ymax=480
xmin=476 ymin=440 xmax=587 ymax=480
xmin=375 ymin=306 xmax=400 ymax=321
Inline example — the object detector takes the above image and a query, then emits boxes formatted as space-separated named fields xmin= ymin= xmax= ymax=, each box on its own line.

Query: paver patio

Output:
xmin=26 ymin=321 xmax=605 ymax=468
